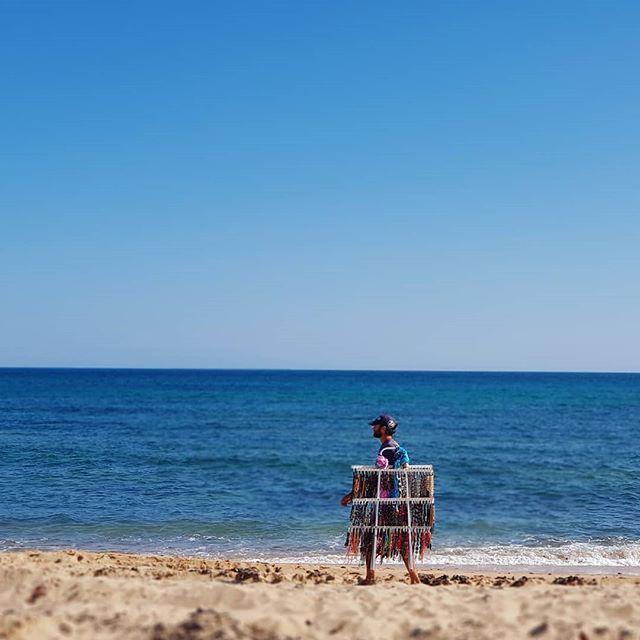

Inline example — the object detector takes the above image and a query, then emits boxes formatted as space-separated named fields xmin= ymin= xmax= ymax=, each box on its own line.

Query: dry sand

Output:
xmin=0 ymin=550 xmax=639 ymax=640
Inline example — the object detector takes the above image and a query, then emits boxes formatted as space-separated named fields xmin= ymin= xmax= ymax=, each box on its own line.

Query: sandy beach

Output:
xmin=0 ymin=551 xmax=637 ymax=640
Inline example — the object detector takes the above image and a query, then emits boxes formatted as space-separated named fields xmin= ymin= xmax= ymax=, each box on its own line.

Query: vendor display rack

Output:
xmin=346 ymin=465 xmax=435 ymax=571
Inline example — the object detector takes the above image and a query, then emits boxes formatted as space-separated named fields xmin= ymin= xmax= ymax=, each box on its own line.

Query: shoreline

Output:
xmin=5 ymin=547 xmax=640 ymax=577
xmin=3 ymin=547 xmax=639 ymax=579
xmin=1 ymin=550 xmax=639 ymax=639
xmin=6 ymin=545 xmax=640 ymax=576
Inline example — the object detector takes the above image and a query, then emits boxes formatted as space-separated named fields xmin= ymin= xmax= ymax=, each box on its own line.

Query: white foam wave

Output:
xmin=250 ymin=541 xmax=640 ymax=572
xmin=427 ymin=542 xmax=640 ymax=568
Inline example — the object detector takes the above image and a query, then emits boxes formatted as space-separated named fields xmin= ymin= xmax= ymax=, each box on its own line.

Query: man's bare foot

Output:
xmin=408 ymin=570 xmax=421 ymax=584
xmin=357 ymin=576 xmax=376 ymax=585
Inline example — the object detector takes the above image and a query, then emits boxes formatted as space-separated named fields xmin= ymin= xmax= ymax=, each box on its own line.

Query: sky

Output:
xmin=1 ymin=1 xmax=639 ymax=371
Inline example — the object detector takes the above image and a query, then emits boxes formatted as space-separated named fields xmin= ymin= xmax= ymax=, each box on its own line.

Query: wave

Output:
xmin=427 ymin=541 xmax=640 ymax=568
xmin=247 ymin=540 xmax=640 ymax=571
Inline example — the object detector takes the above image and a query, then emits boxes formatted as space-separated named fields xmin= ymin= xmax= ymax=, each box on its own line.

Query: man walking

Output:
xmin=341 ymin=415 xmax=420 ymax=585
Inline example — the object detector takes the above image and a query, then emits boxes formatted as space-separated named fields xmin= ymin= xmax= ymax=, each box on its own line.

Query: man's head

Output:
xmin=369 ymin=414 xmax=397 ymax=439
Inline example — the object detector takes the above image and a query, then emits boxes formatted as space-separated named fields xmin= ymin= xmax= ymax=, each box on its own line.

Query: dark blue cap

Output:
xmin=369 ymin=414 xmax=397 ymax=433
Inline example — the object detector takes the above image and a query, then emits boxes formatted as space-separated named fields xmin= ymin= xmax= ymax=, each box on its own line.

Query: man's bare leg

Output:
xmin=360 ymin=549 xmax=376 ymax=585
xmin=402 ymin=550 xmax=420 ymax=584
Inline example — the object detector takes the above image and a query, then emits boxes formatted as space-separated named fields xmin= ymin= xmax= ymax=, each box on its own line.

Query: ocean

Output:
xmin=1 ymin=368 xmax=639 ymax=570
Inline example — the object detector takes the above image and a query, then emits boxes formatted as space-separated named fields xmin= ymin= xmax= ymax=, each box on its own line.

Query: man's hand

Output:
xmin=340 ymin=492 xmax=353 ymax=506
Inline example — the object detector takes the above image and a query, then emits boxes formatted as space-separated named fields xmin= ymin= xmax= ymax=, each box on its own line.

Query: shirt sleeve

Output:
xmin=394 ymin=446 xmax=410 ymax=467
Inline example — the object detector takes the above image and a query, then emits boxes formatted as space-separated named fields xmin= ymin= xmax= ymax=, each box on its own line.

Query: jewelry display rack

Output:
xmin=346 ymin=465 xmax=435 ymax=571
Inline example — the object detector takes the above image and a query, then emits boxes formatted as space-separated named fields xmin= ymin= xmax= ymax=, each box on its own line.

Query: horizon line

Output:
xmin=0 ymin=366 xmax=638 ymax=375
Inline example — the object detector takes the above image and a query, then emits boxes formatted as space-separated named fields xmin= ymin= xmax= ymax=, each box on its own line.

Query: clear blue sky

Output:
xmin=2 ymin=1 xmax=639 ymax=370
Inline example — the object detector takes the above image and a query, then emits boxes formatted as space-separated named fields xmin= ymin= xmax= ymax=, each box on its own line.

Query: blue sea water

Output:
xmin=1 ymin=369 xmax=639 ymax=569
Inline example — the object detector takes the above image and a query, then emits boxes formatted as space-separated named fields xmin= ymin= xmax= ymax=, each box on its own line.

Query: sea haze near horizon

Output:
xmin=1 ymin=368 xmax=639 ymax=569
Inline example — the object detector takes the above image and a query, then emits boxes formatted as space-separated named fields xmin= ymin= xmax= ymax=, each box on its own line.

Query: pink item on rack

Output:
xmin=375 ymin=454 xmax=390 ymax=497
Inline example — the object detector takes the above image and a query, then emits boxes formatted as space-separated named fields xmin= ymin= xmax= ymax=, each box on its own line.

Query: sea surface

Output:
xmin=1 ymin=369 xmax=639 ymax=570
